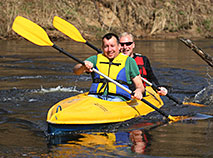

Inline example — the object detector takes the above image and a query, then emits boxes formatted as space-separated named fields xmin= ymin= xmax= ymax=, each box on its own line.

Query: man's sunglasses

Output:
xmin=120 ymin=42 xmax=133 ymax=46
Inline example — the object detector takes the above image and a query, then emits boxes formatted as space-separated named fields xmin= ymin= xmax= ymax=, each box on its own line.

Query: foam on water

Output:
xmin=194 ymin=85 xmax=213 ymax=104
xmin=18 ymin=75 xmax=43 ymax=79
xmin=33 ymin=86 xmax=84 ymax=94
xmin=183 ymin=72 xmax=213 ymax=106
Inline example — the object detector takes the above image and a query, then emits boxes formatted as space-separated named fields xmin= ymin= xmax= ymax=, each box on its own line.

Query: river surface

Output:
xmin=0 ymin=39 xmax=213 ymax=158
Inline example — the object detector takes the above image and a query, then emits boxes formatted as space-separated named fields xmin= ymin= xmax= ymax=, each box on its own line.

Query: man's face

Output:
xmin=119 ymin=35 xmax=135 ymax=57
xmin=102 ymin=36 xmax=120 ymax=59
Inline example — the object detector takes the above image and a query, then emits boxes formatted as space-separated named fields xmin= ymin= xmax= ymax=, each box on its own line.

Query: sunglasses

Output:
xmin=120 ymin=42 xmax=133 ymax=46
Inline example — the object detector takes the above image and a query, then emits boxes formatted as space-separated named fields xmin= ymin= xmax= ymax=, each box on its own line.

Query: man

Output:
xmin=73 ymin=33 xmax=144 ymax=101
xmin=119 ymin=32 xmax=167 ymax=96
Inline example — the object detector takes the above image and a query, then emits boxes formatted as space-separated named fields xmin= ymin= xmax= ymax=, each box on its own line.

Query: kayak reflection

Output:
xmin=48 ymin=128 xmax=152 ymax=156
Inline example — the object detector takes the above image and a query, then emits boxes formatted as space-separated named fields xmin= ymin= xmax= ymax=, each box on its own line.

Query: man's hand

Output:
xmin=157 ymin=87 xmax=168 ymax=96
xmin=73 ymin=60 xmax=94 ymax=75
xmin=84 ymin=61 xmax=94 ymax=72
xmin=133 ymin=88 xmax=143 ymax=100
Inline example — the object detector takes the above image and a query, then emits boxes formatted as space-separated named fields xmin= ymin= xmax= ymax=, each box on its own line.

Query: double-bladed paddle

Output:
xmin=53 ymin=16 xmax=103 ymax=54
xmin=12 ymin=16 xmax=184 ymax=122
xmin=12 ymin=16 xmax=129 ymax=93
xmin=52 ymin=16 xmax=206 ymax=108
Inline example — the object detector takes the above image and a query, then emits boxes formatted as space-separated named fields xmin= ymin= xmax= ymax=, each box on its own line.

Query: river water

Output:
xmin=0 ymin=39 xmax=212 ymax=158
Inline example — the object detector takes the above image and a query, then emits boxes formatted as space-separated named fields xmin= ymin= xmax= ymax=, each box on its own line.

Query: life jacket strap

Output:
xmin=100 ymin=61 xmax=121 ymax=66
xmin=92 ymin=78 xmax=129 ymax=85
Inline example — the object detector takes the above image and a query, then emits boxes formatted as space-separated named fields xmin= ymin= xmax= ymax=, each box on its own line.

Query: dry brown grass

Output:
xmin=1 ymin=0 xmax=213 ymax=40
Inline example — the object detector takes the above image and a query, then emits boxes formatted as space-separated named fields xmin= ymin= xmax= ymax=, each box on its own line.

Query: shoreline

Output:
xmin=1 ymin=1 xmax=212 ymax=41
xmin=3 ymin=29 xmax=213 ymax=41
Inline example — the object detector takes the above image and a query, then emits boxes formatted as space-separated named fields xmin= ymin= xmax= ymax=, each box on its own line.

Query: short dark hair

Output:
xmin=102 ymin=33 xmax=119 ymax=44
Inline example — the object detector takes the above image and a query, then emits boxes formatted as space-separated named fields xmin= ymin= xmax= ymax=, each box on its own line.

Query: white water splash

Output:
xmin=193 ymin=85 xmax=213 ymax=105
xmin=184 ymin=69 xmax=213 ymax=106
xmin=18 ymin=75 xmax=43 ymax=79
xmin=193 ymin=69 xmax=213 ymax=105
xmin=34 ymin=86 xmax=84 ymax=94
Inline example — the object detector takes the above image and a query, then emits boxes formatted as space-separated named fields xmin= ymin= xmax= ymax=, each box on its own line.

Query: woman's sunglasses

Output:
xmin=120 ymin=42 xmax=133 ymax=46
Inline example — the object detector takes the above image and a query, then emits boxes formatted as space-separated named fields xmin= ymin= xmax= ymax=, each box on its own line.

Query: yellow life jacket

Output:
xmin=89 ymin=53 xmax=131 ymax=100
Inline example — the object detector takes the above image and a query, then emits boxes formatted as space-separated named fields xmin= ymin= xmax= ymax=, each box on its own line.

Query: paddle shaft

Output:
xmin=88 ymin=41 xmax=182 ymax=105
xmin=141 ymin=98 xmax=169 ymax=117
xmin=53 ymin=44 xmax=172 ymax=119
xmin=55 ymin=43 xmax=170 ymax=117
xmin=53 ymin=44 xmax=131 ymax=93
xmin=53 ymin=44 xmax=84 ymax=65
xmin=11 ymin=16 xmax=176 ymax=122
xmin=52 ymin=16 xmax=202 ymax=107
xmin=141 ymin=77 xmax=182 ymax=105
xmin=85 ymin=41 xmax=183 ymax=105
xmin=86 ymin=41 xmax=103 ymax=54
xmin=141 ymin=78 xmax=173 ymax=116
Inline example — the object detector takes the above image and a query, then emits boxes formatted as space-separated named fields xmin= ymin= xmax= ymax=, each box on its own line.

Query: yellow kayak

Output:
xmin=47 ymin=86 xmax=163 ymax=134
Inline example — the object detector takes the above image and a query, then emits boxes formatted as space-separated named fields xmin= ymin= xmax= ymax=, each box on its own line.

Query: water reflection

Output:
xmin=48 ymin=130 xmax=150 ymax=156
xmin=48 ymin=115 xmax=213 ymax=157
xmin=47 ymin=120 xmax=167 ymax=157
xmin=0 ymin=39 xmax=213 ymax=157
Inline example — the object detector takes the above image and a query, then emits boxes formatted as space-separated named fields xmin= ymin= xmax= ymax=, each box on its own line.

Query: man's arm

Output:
xmin=128 ymin=57 xmax=145 ymax=100
xmin=73 ymin=61 xmax=94 ymax=75
xmin=143 ymin=56 xmax=168 ymax=96
xmin=143 ymin=56 xmax=160 ymax=86
xmin=73 ymin=55 xmax=97 ymax=75
xmin=132 ymin=75 xmax=145 ymax=100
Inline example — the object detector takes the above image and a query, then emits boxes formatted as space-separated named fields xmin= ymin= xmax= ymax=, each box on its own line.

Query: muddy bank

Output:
xmin=1 ymin=0 xmax=213 ymax=40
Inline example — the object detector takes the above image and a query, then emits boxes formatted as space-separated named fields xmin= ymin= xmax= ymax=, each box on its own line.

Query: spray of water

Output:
xmin=191 ymin=68 xmax=213 ymax=105
xmin=33 ymin=86 xmax=84 ymax=94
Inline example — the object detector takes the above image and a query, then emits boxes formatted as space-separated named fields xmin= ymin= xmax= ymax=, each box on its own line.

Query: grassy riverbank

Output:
xmin=1 ymin=0 xmax=213 ymax=40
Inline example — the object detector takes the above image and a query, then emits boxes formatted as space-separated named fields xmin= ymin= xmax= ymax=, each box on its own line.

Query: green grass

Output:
xmin=203 ymin=19 xmax=212 ymax=31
